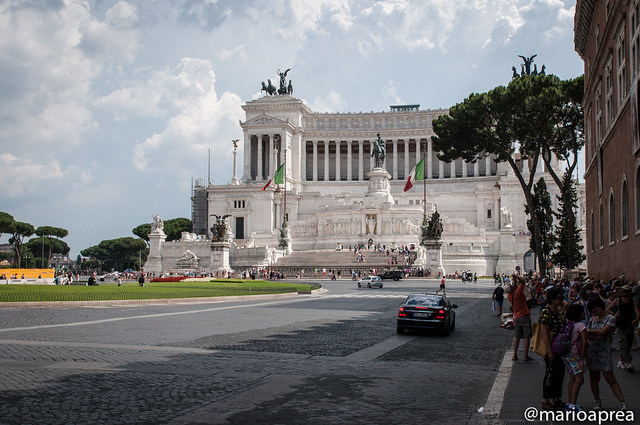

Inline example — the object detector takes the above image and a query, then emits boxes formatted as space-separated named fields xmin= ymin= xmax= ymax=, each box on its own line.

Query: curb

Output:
xmin=0 ymin=288 xmax=325 ymax=309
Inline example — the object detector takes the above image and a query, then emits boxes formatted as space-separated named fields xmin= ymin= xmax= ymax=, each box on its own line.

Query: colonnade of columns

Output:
xmin=246 ymin=135 xmax=497 ymax=182
xmin=304 ymin=139 xmax=495 ymax=182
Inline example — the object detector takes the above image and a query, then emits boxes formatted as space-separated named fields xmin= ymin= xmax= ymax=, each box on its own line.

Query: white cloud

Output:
xmin=309 ymin=91 xmax=347 ymax=112
xmin=0 ymin=153 xmax=66 ymax=198
xmin=132 ymin=58 xmax=244 ymax=173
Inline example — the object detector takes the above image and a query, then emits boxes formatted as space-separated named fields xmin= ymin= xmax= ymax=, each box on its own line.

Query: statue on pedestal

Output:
xmin=421 ymin=209 xmax=443 ymax=245
xmin=211 ymin=214 xmax=232 ymax=242
xmin=151 ymin=214 xmax=164 ymax=232
xmin=371 ymin=133 xmax=386 ymax=168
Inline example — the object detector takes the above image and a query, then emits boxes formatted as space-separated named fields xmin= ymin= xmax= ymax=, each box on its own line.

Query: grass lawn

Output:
xmin=0 ymin=280 xmax=317 ymax=303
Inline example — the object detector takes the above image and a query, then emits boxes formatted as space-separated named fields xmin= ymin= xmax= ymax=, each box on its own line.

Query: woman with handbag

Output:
xmin=540 ymin=287 xmax=567 ymax=410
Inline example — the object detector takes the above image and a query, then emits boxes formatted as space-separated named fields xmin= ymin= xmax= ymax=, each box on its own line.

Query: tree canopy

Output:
xmin=432 ymin=72 xmax=583 ymax=275
xmin=132 ymin=217 xmax=192 ymax=244
xmin=8 ymin=221 xmax=35 ymax=268
xmin=81 ymin=237 xmax=148 ymax=271
xmin=0 ymin=212 xmax=16 ymax=238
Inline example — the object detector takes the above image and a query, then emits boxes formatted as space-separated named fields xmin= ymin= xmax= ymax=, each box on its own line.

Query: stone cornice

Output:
xmin=574 ymin=0 xmax=596 ymax=58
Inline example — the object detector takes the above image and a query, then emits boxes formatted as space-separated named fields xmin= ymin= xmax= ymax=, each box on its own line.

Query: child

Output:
xmin=562 ymin=303 xmax=588 ymax=412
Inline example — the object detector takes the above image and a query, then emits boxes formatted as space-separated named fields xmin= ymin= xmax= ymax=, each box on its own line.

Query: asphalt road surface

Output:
xmin=0 ymin=278 xmax=512 ymax=424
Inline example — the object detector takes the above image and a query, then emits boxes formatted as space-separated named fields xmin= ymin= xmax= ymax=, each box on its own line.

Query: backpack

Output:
xmin=551 ymin=322 xmax=576 ymax=356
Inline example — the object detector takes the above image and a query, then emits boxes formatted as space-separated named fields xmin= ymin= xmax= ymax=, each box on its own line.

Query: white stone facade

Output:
xmin=157 ymin=95 xmax=586 ymax=276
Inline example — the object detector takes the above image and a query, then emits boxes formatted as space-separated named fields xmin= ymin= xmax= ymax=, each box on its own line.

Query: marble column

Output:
xmin=427 ymin=139 xmax=433 ymax=180
xmin=358 ymin=140 xmax=364 ymax=181
xmin=486 ymin=156 xmax=492 ymax=176
xmin=474 ymin=160 xmax=479 ymax=177
xmin=415 ymin=140 xmax=421 ymax=171
xmin=404 ymin=140 xmax=409 ymax=179
xmin=439 ymin=159 xmax=444 ymax=179
xmin=324 ymin=141 xmax=329 ymax=181
xmin=347 ymin=141 xmax=353 ymax=181
xmin=302 ymin=140 xmax=307 ymax=181
xmin=313 ymin=141 xmax=318 ymax=181
xmin=462 ymin=160 xmax=468 ymax=178
xmin=392 ymin=140 xmax=398 ymax=180
xmin=335 ymin=141 xmax=341 ymax=181
xmin=269 ymin=135 xmax=277 ymax=178
xmin=369 ymin=140 xmax=374 ymax=170
xmin=257 ymin=136 xmax=263 ymax=180
xmin=243 ymin=133 xmax=251 ymax=181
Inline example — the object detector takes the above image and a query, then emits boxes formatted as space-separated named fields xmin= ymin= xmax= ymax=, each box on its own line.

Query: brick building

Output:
xmin=575 ymin=0 xmax=640 ymax=281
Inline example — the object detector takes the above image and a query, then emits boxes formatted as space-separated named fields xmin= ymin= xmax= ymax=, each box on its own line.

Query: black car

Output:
xmin=378 ymin=270 xmax=404 ymax=281
xmin=396 ymin=293 xmax=457 ymax=335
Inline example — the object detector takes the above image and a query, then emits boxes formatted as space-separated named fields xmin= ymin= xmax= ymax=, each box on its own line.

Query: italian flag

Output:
xmin=261 ymin=163 xmax=285 ymax=190
xmin=403 ymin=158 xmax=424 ymax=192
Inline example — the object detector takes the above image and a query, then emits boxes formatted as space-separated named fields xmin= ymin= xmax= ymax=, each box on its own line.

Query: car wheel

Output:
xmin=357 ymin=283 xmax=361 ymax=287
xmin=367 ymin=283 xmax=371 ymax=288
xmin=380 ymin=284 xmax=383 ymax=288
xmin=397 ymin=325 xmax=404 ymax=334
xmin=451 ymin=318 xmax=456 ymax=331
xmin=394 ymin=277 xmax=399 ymax=281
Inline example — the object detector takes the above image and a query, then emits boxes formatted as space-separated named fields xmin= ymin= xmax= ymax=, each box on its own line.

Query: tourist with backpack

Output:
xmin=559 ymin=304 xmax=588 ymax=412
xmin=539 ymin=287 xmax=567 ymax=411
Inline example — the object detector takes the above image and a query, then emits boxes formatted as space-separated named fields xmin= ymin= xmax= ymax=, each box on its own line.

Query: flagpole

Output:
xmin=422 ymin=141 xmax=427 ymax=215
xmin=283 ymin=146 xmax=287 ymax=224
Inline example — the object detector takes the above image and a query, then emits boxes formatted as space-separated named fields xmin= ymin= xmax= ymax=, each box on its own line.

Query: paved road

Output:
xmin=0 ymin=279 xmax=511 ymax=424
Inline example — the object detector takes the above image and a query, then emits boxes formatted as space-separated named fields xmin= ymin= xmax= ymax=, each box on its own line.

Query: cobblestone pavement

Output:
xmin=0 ymin=281 xmax=514 ymax=424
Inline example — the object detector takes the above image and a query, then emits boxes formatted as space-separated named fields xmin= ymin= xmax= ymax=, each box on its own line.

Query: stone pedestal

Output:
xmin=143 ymin=230 xmax=166 ymax=274
xmin=365 ymin=168 xmax=394 ymax=207
xmin=495 ymin=229 xmax=518 ymax=274
xmin=416 ymin=240 xmax=445 ymax=276
xmin=210 ymin=241 xmax=231 ymax=273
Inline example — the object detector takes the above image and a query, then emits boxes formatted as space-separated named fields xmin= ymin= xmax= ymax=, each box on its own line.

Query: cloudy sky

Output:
xmin=0 ymin=0 xmax=583 ymax=257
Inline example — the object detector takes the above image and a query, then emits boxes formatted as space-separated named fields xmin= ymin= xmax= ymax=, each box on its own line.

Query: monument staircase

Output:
xmin=271 ymin=248 xmax=413 ymax=275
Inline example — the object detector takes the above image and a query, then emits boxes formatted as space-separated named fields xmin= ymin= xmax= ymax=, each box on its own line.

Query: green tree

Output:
xmin=81 ymin=237 xmax=148 ymax=272
xmin=0 ymin=212 xmax=16 ymax=238
xmin=132 ymin=218 xmax=192 ymax=244
xmin=432 ymin=72 xmax=580 ymax=275
xmin=526 ymin=178 xmax=555 ymax=274
xmin=132 ymin=223 xmax=152 ymax=246
xmin=34 ymin=226 xmax=69 ymax=267
xmin=551 ymin=171 xmax=586 ymax=270
xmin=8 ymin=221 xmax=35 ymax=268
xmin=25 ymin=237 xmax=70 ymax=268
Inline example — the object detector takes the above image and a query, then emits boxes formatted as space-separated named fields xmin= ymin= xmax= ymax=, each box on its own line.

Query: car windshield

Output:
xmin=404 ymin=295 xmax=444 ymax=307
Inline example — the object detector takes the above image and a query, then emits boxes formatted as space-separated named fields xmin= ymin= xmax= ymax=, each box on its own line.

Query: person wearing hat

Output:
xmin=606 ymin=285 xmax=640 ymax=371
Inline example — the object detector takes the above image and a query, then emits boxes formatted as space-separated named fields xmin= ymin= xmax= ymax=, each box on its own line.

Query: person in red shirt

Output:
xmin=507 ymin=275 xmax=533 ymax=361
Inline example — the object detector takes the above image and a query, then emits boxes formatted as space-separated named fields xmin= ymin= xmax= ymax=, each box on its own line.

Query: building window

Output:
xmin=487 ymin=209 xmax=492 ymax=219
xmin=233 ymin=200 xmax=246 ymax=209
xmin=609 ymin=191 xmax=616 ymax=244
xmin=600 ymin=202 xmax=605 ymax=248
xmin=591 ymin=211 xmax=595 ymax=251
xmin=636 ymin=164 xmax=640 ymax=232
xmin=633 ymin=2 xmax=640 ymax=78
xmin=235 ymin=217 xmax=245 ymax=239
xmin=596 ymin=84 xmax=603 ymax=143
xmin=605 ymin=57 xmax=614 ymax=127
xmin=622 ymin=179 xmax=629 ymax=238
xmin=617 ymin=25 xmax=627 ymax=103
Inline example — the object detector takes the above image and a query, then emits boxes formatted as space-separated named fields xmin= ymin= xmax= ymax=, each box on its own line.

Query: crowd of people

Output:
xmin=494 ymin=273 xmax=639 ymax=412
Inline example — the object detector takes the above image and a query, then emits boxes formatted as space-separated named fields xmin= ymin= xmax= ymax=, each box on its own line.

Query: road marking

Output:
xmin=0 ymin=297 xmax=315 ymax=333
xmin=481 ymin=349 xmax=513 ymax=417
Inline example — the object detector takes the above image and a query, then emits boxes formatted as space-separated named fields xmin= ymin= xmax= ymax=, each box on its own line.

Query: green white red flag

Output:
xmin=403 ymin=158 xmax=424 ymax=192
xmin=261 ymin=163 xmax=285 ymax=190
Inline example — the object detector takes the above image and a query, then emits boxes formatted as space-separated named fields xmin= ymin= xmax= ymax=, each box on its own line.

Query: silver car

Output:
xmin=357 ymin=275 xmax=383 ymax=288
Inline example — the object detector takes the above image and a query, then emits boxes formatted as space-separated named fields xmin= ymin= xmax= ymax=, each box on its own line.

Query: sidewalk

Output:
xmin=475 ymin=309 xmax=640 ymax=424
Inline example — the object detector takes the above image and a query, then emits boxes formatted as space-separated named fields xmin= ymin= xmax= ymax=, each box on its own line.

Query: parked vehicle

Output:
xmin=378 ymin=270 xmax=404 ymax=281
